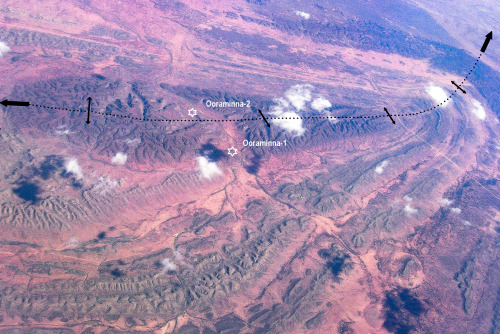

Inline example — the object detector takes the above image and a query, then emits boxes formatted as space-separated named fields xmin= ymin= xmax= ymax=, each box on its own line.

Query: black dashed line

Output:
xmin=25 ymin=53 xmax=482 ymax=124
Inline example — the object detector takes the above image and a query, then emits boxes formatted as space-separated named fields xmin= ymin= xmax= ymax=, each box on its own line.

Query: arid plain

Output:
xmin=0 ymin=0 xmax=499 ymax=333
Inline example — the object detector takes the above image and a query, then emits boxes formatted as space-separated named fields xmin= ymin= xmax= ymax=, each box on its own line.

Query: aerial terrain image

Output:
xmin=0 ymin=0 xmax=499 ymax=333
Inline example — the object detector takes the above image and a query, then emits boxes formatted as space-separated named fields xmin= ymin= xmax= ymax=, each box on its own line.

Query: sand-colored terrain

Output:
xmin=0 ymin=0 xmax=499 ymax=333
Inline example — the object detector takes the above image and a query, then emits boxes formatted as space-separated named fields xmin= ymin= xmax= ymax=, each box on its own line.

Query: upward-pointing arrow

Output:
xmin=481 ymin=31 xmax=493 ymax=53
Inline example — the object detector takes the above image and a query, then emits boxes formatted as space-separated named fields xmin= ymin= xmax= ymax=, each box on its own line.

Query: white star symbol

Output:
xmin=188 ymin=108 xmax=197 ymax=117
xmin=227 ymin=147 xmax=238 ymax=157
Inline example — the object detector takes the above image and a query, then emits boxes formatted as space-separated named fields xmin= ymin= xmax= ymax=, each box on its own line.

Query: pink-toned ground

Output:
xmin=0 ymin=1 xmax=499 ymax=333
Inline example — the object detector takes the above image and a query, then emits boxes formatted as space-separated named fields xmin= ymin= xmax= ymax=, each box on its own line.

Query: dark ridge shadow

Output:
xmin=245 ymin=154 xmax=262 ymax=175
xmin=70 ymin=178 xmax=83 ymax=189
xmin=398 ymin=289 xmax=425 ymax=317
xmin=110 ymin=268 xmax=123 ymax=278
xmin=33 ymin=155 xmax=64 ymax=180
xmin=12 ymin=181 xmax=41 ymax=203
xmin=91 ymin=73 xmax=106 ymax=80
xmin=326 ymin=256 xmax=346 ymax=277
xmin=318 ymin=247 xmax=350 ymax=279
xmin=383 ymin=288 xmax=425 ymax=334
xmin=178 ymin=322 xmax=200 ymax=334
xmin=10 ymin=52 xmax=31 ymax=63
xmin=200 ymin=143 xmax=226 ymax=162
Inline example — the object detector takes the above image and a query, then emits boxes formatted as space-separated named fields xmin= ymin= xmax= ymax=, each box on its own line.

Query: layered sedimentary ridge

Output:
xmin=0 ymin=0 xmax=499 ymax=333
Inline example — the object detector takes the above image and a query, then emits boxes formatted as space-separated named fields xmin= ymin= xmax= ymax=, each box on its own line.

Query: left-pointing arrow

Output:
xmin=1 ymin=99 xmax=30 ymax=107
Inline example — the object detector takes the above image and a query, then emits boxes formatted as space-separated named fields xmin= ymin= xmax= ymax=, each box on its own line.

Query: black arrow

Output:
xmin=258 ymin=109 xmax=270 ymax=128
xmin=1 ymin=99 xmax=30 ymax=107
xmin=451 ymin=81 xmax=466 ymax=94
xmin=384 ymin=107 xmax=395 ymax=124
xmin=481 ymin=31 xmax=493 ymax=53
xmin=86 ymin=97 xmax=92 ymax=124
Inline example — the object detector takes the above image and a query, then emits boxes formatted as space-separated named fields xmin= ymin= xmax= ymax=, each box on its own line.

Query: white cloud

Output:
xmin=65 ymin=158 xmax=83 ymax=180
xmin=65 ymin=236 xmax=80 ymax=247
xmin=270 ymin=110 xmax=306 ymax=136
xmin=161 ymin=258 xmax=177 ymax=273
xmin=403 ymin=195 xmax=412 ymax=202
xmin=94 ymin=176 xmax=119 ymax=195
xmin=438 ymin=198 xmax=453 ymax=206
xmin=68 ymin=236 xmax=79 ymax=244
xmin=55 ymin=129 xmax=72 ymax=135
xmin=451 ymin=207 xmax=462 ymax=214
xmin=375 ymin=160 xmax=388 ymax=174
xmin=285 ymin=84 xmax=313 ymax=110
xmin=55 ymin=126 xmax=73 ymax=135
xmin=269 ymin=84 xmax=334 ymax=135
xmin=125 ymin=138 xmax=141 ymax=145
xmin=111 ymin=152 xmax=128 ymax=165
xmin=0 ymin=42 xmax=10 ymax=57
xmin=319 ymin=111 xmax=339 ymax=124
xmin=462 ymin=220 xmax=471 ymax=226
xmin=425 ymin=83 xmax=450 ymax=107
xmin=470 ymin=99 xmax=486 ymax=120
xmin=174 ymin=250 xmax=193 ymax=268
xmin=270 ymin=97 xmax=305 ymax=136
xmin=311 ymin=97 xmax=332 ymax=111
xmin=327 ymin=115 xmax=339 ymax=124
xmin=174 ymin=250 xmax=184 ymax=262
xmin=196 ymin=156 xmax=222 ymax=179
xmin=295 ymin=10 xmax=311 ymax=20
xmin=404 ymin=204 xmax=418 ymax=215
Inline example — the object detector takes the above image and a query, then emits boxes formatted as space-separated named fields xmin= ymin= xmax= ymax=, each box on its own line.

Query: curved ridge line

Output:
xmin=28 ymin=53 xmax=482 ymax=123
